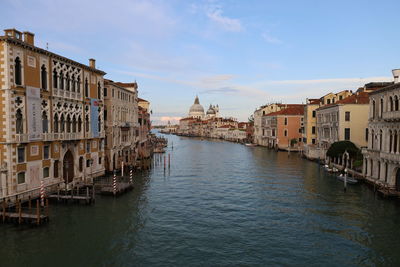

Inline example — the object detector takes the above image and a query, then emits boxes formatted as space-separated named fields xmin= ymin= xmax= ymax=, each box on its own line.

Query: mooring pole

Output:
xmin=130 ymin=168 xmax=133 ymax=184
xmin=113 ymin=171 xmax=117 ymax=196
xmin=164 ymin=155 xmax=166 ymax=170
xmin=344 ymin=168 xmax=347 ymax=192
xmin=40 ymin=180 xmax=45 ymax=207
xmin=168 ymin=153 xmax=171 ymax=169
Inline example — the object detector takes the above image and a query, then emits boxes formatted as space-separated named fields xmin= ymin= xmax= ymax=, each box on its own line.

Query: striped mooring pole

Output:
xmin=130 ymin=168 xmax=133 ymax=184
xmin=40 ymin=180 xmax=45 ymax=207
xmin=113 ymin=171 xmax=117 ymax=196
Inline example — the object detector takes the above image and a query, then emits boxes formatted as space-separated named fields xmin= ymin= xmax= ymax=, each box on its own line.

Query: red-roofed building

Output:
xmin=262 ymin=106 xmax=305 ymax=151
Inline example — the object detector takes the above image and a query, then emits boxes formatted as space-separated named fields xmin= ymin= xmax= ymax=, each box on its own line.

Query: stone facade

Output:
xmin=0 ymin=29 xmax=106 ymax=199
xmin=363 ymin=76 xmax=400 ymax=190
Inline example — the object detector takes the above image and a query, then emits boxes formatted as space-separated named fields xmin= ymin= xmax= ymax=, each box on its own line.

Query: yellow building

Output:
xmin=0 ymin=29 xmax=106 ymax=200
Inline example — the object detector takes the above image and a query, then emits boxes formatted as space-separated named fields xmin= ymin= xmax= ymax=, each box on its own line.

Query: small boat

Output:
xmin=337 ymin=174 xmax=358 ymax=184
xmin=245 ymin=143 xmax=257 ymax=147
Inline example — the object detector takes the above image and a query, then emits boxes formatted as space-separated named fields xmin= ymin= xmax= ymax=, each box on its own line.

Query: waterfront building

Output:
xmin=315 ymin=91 xmax=370 ymax=160
xmin=263 ymin=106 xmax=305 ymax=150
xmin=0 ymin=29 xmax=106 ymax=199
xmin=103 ymin=80 xmax=138 ymax=173
xmin=188 ymin=96 xmax=205 ymax=119
xmin=363 ymin=70 xmax=400 ymax=190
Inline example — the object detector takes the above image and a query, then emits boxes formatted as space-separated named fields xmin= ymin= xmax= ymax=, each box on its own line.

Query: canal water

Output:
xmin=1 ymin=133 xmax=400 ymax=267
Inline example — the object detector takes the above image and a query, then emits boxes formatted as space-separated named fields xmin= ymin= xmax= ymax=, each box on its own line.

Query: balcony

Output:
xmin=53 ymin=88 xmax=83 ymax=101
xmin=14 ymin=134 xmax=29 ymax=143
xmin=382 ymin=111 xmax=400 ymax=121
xmin=380 ymin=151 xmax=400 ymax=162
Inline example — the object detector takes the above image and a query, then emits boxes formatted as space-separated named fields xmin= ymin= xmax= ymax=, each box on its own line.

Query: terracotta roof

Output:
xmin=316 ymin=91 xmax=369 ymax=110
xmin=138 ymin=98 xmax=149 ymax=103
xmin=265 ymin=106 xmax=305 ymax=116
xmin=308 ymin=99 xmax=320 ymax=104
xmin=369 ymin=82 xmax=400 ymax=95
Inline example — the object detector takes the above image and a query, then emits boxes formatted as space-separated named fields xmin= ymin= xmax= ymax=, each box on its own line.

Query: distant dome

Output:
xmin=189 ymin=96 xmax=204 ymax=118
xmin=206 ymin=105 xmax=216 ymax=115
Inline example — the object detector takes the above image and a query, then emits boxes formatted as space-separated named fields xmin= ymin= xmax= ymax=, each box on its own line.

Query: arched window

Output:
xmin=379 ymin=130 xmax=383 ymax=150
xmin=380 ymin=98 xmax=383 ymax=117
xmin=16 ymin=109 xmax=23 ymax=134
xmin=76 ymin=76 xmax=81 ymax=93
xmin=85 ymin=115 xmax=90 ymax=132
xmin=389 ymin=130 xmax=392 ymax=152
xmin=79 ymin=157 xmax=83 ymax=172
xmin=54 ymin=160 xmax=59 ymax=178
xmin=15 ymin=57 xmax=22 ymax=85
xmin=41 ymin=65 xmax=47 ymax=90
xmin=78 ymin=116 xmax=82 ymax=132
xmin=60 ymin=114 xmax=65 ymax=132
xmin=371 ymin=130 xmax=374 ymax=149
xmin=54 ymin=114 xmax=59 ymax=133
xmin=389 ymin=96 xmax=393 ymax=111
xmin=59 ymin=71 xmax=64 ymax=90
xmin=98 ymin=115 xmax=101 ymax=132
xmin=53 ymin=70 xmax=58 ymax=88
xmin=72 ymin=116 xmax=77 ymax=132
xmin=372 ymin=100 xmax=376 ymax=119
xmin=66 ymin=115 xmax=71 ymax=133
xmin=71 ymin=74 xmax=75 ymax=92
xmin=42 ymin=111 xmax=48 ymax=133
xmin=85 ymin=78 xmax=89 ymax=97
xmin=66 ymin=74 xmax=70 ymax=91
xmin=394 ymin=131 xmax=398 ymax=153
xmin=97 ymin=82 xmax=101 ymax=99
xmin=395 ymin=96 xmax=399 ymax=111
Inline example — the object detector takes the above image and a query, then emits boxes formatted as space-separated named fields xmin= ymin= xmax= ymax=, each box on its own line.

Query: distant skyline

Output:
xmin=1 ymin=0 xmax=399 ymax=124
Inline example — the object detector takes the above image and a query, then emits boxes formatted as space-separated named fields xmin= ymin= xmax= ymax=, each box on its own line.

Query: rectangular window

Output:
xmin=312 ymin=110 xmax=316 ymax=118
xmin=312 ymin=138 xmax=316 ymax=144
xmin=298 ymin=138 xmax=302 ymax=142
xmin=44 ymin=145 xmax=50 ymax=159
xmin=345 ymin=128 xmax=350 ymax=140
xmin=86 ymin=142 xmax=90 ymax=153
xmin=43 ymin=167 xmax=49 ymax=178
xmin=345 ymin=111 xmax=350 ymax=121
xmin=104 ymin=87 xmax=107 ymax=97
xmin=312 ymin=126 xmax=316 ymax=134
xmin=272 ymin=129 xmax=275 ymax=137
xmin=17 ymin=147 xmax=25 ymax=163
xmin=365 ymin=128 xmax=369 ymax=141
xmin=86 ymin=159 xmax=91 ymax=167
xmin=99 ymin=157 xmax=102 ymax=164
xmin=284 ymin=118 xmax=288 ymax=125
xmin=327 ymin=99 xmax=331 ymax=104
xmin=284 ymin=130 xmax=287 ymax=137
xmin=17 ymin=172 xmax=25 ymax=184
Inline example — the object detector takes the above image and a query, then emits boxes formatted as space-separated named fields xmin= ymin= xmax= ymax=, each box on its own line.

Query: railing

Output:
xmin=382 ymin=111 xmax=400 ymax=121
xmin=14 ymin=134 xmax=29 ymax=143
xmin=380 ymin=151 xmax=400 ymax=162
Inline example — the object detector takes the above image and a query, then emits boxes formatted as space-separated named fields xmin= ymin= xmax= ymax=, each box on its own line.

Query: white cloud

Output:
xmin=206 ymin=8 xmax=243 ymax=32
xmin=262 ymin=32 xmax=282 ymax=44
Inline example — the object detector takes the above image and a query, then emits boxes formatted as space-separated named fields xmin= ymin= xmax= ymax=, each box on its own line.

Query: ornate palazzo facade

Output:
xmin=0 ymin=29 xmax=106 ymax=199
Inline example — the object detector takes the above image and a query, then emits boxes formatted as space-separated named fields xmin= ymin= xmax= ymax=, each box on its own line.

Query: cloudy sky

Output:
xmin=1 ymin=0 xmax=399 ymax=124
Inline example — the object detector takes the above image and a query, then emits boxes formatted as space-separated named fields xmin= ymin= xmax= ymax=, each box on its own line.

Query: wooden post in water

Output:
xmin=46 ymin=199 xmax=49 ymax=219
xmin=86 ymin=187 xmax=89 ymax=204
xmin=2 ymin=199 xmax=6 ymax=223
xmin=36 ymin=200 xmax=40 ymax=225
xmin=113 ymin=171 xmax=117 ymax=196
xmin=168 ymin=154 xmax=170 ymax=169
xmin=28 ymin=196 xmax=32 ymax=213
xmin=164 ymin=155 xmax=166 ymax=170
xmin=344 ymin=168 xmax=347 ymax=192
xmin=18 ymin=199 xmax=22 ymax=225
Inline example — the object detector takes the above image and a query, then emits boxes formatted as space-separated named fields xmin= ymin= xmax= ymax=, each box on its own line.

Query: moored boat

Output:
xmin=337 ymin=174 xmax=358 ymax=184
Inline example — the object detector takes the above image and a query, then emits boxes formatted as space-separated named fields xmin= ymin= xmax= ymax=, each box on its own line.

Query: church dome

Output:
xmin=206 ymin=105 xmax=216 ymax=115
xmin=189 ymin=96 xmax=204 ymax=118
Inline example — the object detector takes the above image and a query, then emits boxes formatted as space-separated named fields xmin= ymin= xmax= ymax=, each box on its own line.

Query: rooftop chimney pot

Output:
xmin=23 ymin=31 xmax=35 ymax=46
xmin=392 ymin=69 xmax=400 ymax=83
xmin=89 ymin=58 xmax=96 ymax=69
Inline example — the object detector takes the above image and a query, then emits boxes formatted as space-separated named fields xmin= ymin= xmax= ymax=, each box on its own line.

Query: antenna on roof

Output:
xmin=46 ymin=42 xmax=49 ymax=50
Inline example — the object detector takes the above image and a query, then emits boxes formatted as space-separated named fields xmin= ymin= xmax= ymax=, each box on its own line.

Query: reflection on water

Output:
xmin=1 ymin=134 xmax=400 ymax=266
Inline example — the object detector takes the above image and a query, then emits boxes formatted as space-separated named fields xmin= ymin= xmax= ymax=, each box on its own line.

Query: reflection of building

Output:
xmin=103 ymin=80 xmax=138 ymax=173
xmin=363 ymin=70 xmax=400 ymax=191
xmin=0 ymin=29 xmax=106 ymax=199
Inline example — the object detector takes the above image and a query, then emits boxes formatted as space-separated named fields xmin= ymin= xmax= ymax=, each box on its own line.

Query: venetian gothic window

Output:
xmin=41 ymin=65 xmax=47 ymax=90
xmin=372 ymin=100 xmax=376 ymax=119
xmin=78 ymin=116 xmax=82 ymax=132
xmin=66 ymin=115 xmax=71 ymax=133
xmin=380 ymin=98 xmax=383 ymax=117
xmin=59 ymin=71 xmax=64 ymax=90
xmin=15 ymin=57 xmax=22 ymax=85
xmin=71 ymin=74 xmax=75 ymax=92
xmin=77 ymin=76 xmax=81 ymax=93
xmin=85 ymin=115 xmax=89 ymax=132
xmin=16 ymin=109 xmax=23 ymax=134
xmin=395 ymin=96 xmax=399 ymax=111
xmin=72 ymin=116 xmax=77 ymax=132
xmin=389 ymin=96 xmax=393 ymax=111
xmin=42 ymin=111 xmax=48 ymax=133
xmin=97 ymin=82 xmax=101 ymax=99
xmin=85 ymin=78 xmax=89 ymax=97
xmin=54 ymin=114 xmax=59 ymax=133
xmin=66 ymin=74 xmax=70 ymax=91
xmin=53 ymin=70 xmax=58 ymax=88
xmin=60 ymin=114 xmax=65 ymax=132
xmin=379 ymin=130 xmax=383 ymax=150
xmin=98 ymin=115 xmax=101 ymax=132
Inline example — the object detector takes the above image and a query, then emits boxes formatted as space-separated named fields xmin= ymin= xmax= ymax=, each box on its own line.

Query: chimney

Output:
xmin=4 ymin=29 xmax=22 ymax=40
xmin=89 ymin=58 xmax=96 ymax=69
xmin=392 ymin=69 xmax=400 ymax=83
xmin=23 ymin=31 xmax=34 ymax=45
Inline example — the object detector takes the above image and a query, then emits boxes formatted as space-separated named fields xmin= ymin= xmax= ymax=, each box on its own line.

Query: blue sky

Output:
xmin=1 ymin=0 xmax=399 ymax=124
